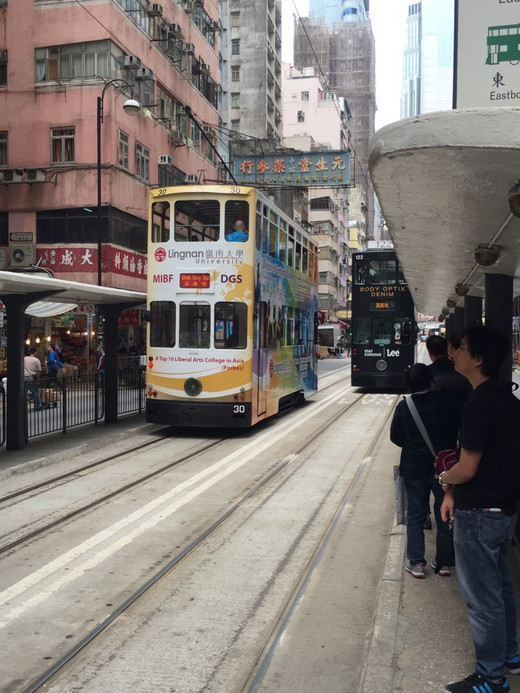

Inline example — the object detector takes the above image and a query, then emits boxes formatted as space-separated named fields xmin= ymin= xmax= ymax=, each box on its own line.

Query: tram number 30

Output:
xmin=233 ymin=404 xmax=246 ymax=417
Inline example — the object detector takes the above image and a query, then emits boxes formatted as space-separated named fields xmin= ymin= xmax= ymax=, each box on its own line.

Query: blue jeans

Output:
xmin=25 ymin=376 xmax=42 ymax=409
xmin=454 ymin=509 xmax=518 ymax=683
xmin=403 ymin=474 xmax=450 ymax=565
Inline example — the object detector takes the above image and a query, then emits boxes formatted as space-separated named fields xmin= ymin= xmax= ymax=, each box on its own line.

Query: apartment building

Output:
xmin=0 ymin=0 xmax=220 ymax=291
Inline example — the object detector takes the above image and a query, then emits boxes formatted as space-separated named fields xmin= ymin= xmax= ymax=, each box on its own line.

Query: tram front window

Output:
xmin=215 ymin=302 xmax=247 ymax=349
xmin=174 ymin=199 xmax=220 ymax=242
xmin=179 ymin=303 xmax=210 ymax=348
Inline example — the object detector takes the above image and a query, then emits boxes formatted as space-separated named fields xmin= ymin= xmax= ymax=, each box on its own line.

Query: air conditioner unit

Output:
xmin=167 ymin=23 xmax=182 ymax=37
xmin=202 ymin=125 xmax=213 ymax=135
xmin=124 ymin=55 xmax=142 ymax=69
xmin=148 ymin=2 xmax=163 ymax=16
xmin=0 ymin=169 xmax=23 ymax=183
xmin=183 ymin=0 xmax=194 ymax=12
xmin=200 ymin=63 xmax=210 ymax=75
xmin=158 ymin=154 xmax=172 ymax=165
xmin=10 ymin=245 xmax=35 ymax=268
xmin=193 ymin=0 xmax=204 ymax=7
xmin=170 ymin=130 xmax=184 ymax=144
xmin=184 ymin=174 xmax=199 ymax=184
xmin=135 ymin=66 xmax=154 ymax=81
xmin=183 ymin=43 xmax=195 ymax=55
xmin=25 ymin=168 xmax=46 ymax=183
xmin=209 ymin=21 xmax=219 ymax=31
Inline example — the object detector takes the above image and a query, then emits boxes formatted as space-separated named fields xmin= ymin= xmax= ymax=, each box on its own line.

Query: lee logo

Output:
xmin=221 ymin=274 xmax=243 ymax=283
xmin=387 ymin=349 xmax=400 ymax=357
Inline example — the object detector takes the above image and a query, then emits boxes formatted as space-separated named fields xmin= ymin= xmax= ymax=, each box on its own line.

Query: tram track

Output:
xmin=1 ymin=364 xmax=351 ymax=557
xmin=22 ymin=388 xmax=397 ymax=693
xmin=0 ymin=436 xmax=228 ymax=555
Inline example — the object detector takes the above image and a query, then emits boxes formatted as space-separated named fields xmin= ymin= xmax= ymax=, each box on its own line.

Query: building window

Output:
xmin=231 ymin=39 xmax=240 ymax=55
xmin=35 ymin=41 xmax=110 ymax=82
xmin=0 ymin=131 xmax=7 ymax=166
xmin=301 ymin=91 xmax=309 ymax=101
xmin=118 ymin=130 xmax=129 ymax=169
xmin=297 ymin=110 xmax=305 ymax=122
xmin=231 ymin=92 xmax=240 ymax=109
xmin=0 ymin=50 xmax=6 ymax=87
xmin=230 ymin=12 xmax=240 ymax=27
xmin=51 ymin=127 xmax=75 ymax=164
xmin=231 ymin=66 xmax=240 ymax=82
xmin=136 ymin=141 xmax=150 ymax=181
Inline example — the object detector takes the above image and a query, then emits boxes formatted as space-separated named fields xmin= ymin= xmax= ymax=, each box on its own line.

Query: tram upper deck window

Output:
xmin=288 ymin=226 xmax=295 ymax=266
xmin=279 ymin=221 xmax=288 ymax=264
xmin=268 ymin=210 xmax=278 ymax=258
xmin=174 ymin=199 xmax=220 ymax=242
xmin=150 ymin=301 xmax=176 ymax=347
xmin=179 ymin=303 xmax=210 ymax=348
xmin=151 ymin=201 xmax=170 ymax=243
xmin=225 ymin=200 xmax=249 ymax=242
xmin=369 ymin=259 xmax=397 ymax=285
xmin=354 ymin=259 xmax=367 ymax=285
xmin=214 ymin=302 xmax=247 ymax=349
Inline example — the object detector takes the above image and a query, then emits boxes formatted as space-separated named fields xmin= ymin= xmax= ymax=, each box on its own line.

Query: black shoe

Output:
xmin=424 ymin=515 xmax=432 ymax=530
xmin=445 ymin=672 xmax=509 ymax=692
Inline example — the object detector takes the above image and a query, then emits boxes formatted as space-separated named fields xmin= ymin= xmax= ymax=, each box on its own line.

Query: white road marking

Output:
xmin=0 ymin=385 xmax=351 ymax=627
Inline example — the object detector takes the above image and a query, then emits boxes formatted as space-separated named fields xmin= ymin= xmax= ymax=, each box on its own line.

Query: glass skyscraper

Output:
xmin=401 ymin=0 xmax=454 ymax=118
xmin=309 ymin=0 xmax=369 ymax=27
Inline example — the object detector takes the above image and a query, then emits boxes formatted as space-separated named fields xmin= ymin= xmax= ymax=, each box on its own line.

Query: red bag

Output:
xmin=436 ymin=449 xmax=458 ymax=475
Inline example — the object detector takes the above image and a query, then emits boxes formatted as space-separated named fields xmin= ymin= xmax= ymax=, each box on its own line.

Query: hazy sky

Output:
xmin=281 ymin=0 xmax=409 ymax=129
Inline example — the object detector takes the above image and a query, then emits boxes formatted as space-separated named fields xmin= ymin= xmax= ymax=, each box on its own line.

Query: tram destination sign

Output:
xmin=455 ymin=0 xmax=520 ymax=108
xmin=233 ymin=151 xmax=351 ymax=187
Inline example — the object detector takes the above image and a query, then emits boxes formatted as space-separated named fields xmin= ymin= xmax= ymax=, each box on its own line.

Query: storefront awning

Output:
xmin=25 ymin=301 xmax=78 ymax=317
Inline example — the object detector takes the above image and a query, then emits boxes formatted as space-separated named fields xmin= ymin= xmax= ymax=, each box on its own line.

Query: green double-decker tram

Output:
xmin=486 ymin=24 xmax=520 ymax=65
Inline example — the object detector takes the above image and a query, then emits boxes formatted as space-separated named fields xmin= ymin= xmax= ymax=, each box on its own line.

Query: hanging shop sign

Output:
xmin=233 ymin=151 xmax=351 ymax=187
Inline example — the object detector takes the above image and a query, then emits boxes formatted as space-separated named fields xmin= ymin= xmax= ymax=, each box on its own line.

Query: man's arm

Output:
xmin=441 ymin=448 xmax=482 ymax=486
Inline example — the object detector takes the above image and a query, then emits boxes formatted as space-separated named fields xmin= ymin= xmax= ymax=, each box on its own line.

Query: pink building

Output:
xmin=0 ymin=0 xmax=220 ymax=292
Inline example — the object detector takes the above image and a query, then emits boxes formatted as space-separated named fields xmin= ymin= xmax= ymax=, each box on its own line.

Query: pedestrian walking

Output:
xmin=24 ymin=347 xmax=43 ymax=410
xmin=440 ymin=325 xmax=520 ymax=693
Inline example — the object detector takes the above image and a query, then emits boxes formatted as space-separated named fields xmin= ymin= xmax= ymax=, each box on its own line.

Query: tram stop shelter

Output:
xmin=0 ymin=271 xmax=146 ymax=450
xmin=368 ymin=106 xmax=520 ymax=381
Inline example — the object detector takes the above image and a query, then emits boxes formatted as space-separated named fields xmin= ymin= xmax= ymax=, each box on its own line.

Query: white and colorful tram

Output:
xmin=145 ymin=185 xmax=319 ymax=428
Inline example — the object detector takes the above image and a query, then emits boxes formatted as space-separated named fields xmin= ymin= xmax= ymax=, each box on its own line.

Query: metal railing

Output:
xmin=2 ymin=369 xmax=147 ymax=444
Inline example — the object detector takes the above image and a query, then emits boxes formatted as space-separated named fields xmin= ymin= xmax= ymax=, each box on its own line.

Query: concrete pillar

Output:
xmin=454 ymin=306 xmax=464 ymax=335
xmin=3 ymin=291 xmax=56 ymax=450
xmin=484 ymin=273 xmax=513 ymax=382
xmin=99 ymin=304 xmax=122 ymax=424
xmin=464 ymin=294 xmax=482 ymax=327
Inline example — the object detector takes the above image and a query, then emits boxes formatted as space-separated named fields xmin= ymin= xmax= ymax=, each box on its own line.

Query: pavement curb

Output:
xmin=362 ymin=521 xmax=406 ymax=692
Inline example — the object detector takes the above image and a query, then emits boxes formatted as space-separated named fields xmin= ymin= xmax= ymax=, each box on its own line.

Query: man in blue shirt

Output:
xmin=225 ymin=219 xmax=248 ymax=242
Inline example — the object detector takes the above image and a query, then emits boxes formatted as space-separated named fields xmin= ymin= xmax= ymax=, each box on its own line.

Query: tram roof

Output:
xmin=368 ymin=107 xmax=520 ymax=317
xmin=0 ymin=271 xmax=146 ymax=307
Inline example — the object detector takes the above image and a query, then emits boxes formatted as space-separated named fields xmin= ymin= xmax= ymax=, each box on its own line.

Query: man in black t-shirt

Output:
xmin=440 ymin=325 xmax=519 ymax=693
xmin=426 ymin=334 xmax=470 ymax=407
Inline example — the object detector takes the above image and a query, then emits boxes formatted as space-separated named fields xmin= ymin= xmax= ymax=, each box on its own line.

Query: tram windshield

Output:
xmin=353 ymin=318 xmax=413 ymax=346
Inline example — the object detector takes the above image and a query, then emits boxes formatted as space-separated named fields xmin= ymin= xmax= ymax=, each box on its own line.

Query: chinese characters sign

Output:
xmin=234 ymin=151 xmax=351 ymax=187
xmin=37 ymin=245 xmax=147 ymax=279
xmin=455 ymin=0 xmax=520 ymax=107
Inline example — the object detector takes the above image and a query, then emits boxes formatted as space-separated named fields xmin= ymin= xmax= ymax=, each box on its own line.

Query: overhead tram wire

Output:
xmin=289 ymin=0 xmax=372 ymax=191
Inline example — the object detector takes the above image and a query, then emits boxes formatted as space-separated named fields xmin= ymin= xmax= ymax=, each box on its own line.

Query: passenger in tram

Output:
xmin=225 ymin=219 xmax=248 ymax=242
xmin=390 ymin=363 xmax=461 ymax=580
xmin=440 ymin=325 xmax=520 ymax=693
xmin=426 ymin=334 xmax=471 ymax=407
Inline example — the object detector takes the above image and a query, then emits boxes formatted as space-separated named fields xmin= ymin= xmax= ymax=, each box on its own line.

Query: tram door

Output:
xmin=254 ymin=300 xmax=268 ymax=417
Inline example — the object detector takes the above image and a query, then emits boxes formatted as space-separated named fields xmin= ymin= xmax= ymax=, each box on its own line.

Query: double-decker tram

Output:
xmin=351 ymin=249 xmax=416 ymax=389
xmin=146 ymin=184 xmax=319 ymax=428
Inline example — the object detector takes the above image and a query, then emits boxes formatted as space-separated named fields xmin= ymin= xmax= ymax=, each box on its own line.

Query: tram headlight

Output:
xmin=376 ymin=359 xmax=387 ymax=371
xmin=184 ymin=377 xmax=202 ymax=397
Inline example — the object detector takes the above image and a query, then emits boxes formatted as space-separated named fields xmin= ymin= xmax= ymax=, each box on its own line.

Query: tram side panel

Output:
xmin=251 ymin=254 xmax=318 ymax=425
